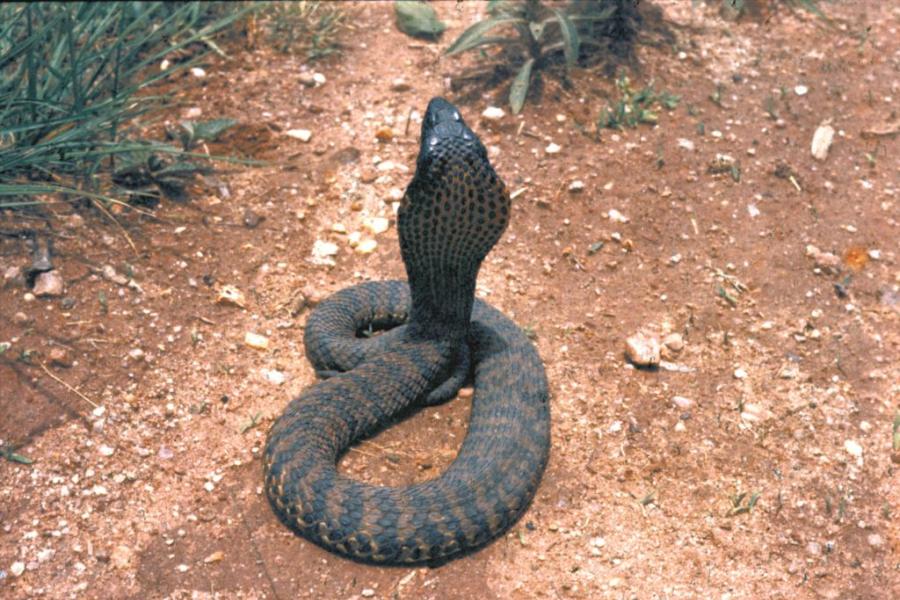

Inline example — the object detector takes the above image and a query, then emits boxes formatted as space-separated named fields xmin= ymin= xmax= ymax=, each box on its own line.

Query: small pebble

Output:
xmin=216 ymin=285 xmax=246 ymax=308
xmin=545 ymin=142 xmax=561 ymax=154
xmin=663 ymin=333 xmax=684 ymax=353
xmin=361 ymin=589 xmax=375 ymax=598
xmin=244 ymin=332 xmax=269 ymax=350
xmin=390 ymin=78 xmax=411 ymax=92
xmin=733 ymin=367 xmax=748 ymax=379
xmin=867 ymin=533 xmax=883 ymax=547
xmin=363 ymin=217 xmax=390 ymax=235
xmin=10 ymin=561 xmax=25 ymax=577
xmin=811 ymin=123 xmax=835 ymax=161
xmin=794 ymin=85 xmax=809 ymax=96
xmin=190 ymin=67 xmax=206 ymax=78
xmin=677 ymin=138 xmax=695 ymax=151
xmin=608 ymin=209 xmax=629 ymax=224
xmin=624 ymin=333 xmax=660 ymax=367
xmin=98 ymin=445 xmax=115 ymax=457
xmin=568 ymin=180 xmax=584 ymax=193
xmin=286 ymin=129 xmax=313 ymax=142
xmin=672 ymin=396 xmax=694 ymax=409
xmin=482 ymin=106 xmax=505 ymax=121
xmin=356 ymin=239 xmax=378 ymax=254
xmin=33 ymin=270 xmax=65 ymax=296
xmin=311 ymin=240 xmax=339 ymax=265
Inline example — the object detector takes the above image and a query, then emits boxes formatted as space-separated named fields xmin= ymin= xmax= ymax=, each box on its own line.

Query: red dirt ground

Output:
xmin=1 ymin=2 xmax=898 ymax=598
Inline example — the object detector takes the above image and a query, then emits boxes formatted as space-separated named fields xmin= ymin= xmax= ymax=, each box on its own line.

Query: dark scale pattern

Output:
xmin=263 ymin=98 xmax=551 ymax=564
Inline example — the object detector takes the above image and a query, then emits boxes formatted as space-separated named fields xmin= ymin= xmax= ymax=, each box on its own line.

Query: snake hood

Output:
xmin=399 ymin=97 xmax=510 ymax=338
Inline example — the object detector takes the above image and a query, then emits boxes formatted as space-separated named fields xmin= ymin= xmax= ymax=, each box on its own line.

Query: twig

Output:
xmin=91 ymin=197 xmax=137 ymax=253
xmin=39 ymin=362 xmax=98 ymax=409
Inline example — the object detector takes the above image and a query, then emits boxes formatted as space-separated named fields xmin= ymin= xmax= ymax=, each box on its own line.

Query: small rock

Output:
xmin=102 ymin=264 xmax=128 ymax=285
xmin=356 ymin=239 xmax=378 ymax=254
xmin=190 ymin=67 xmax=206 ymax=78
xmin=176 ymin=564 xmax=190 ymax=573
xmin=663 ymin=333 xmax=684 ymax=353
xmin=244 ymin=332 xmax=269 ymax=351
xmin=242 ymin=208 xmax=262 ymax=228
xmin=99 ymin=445 xmax=115 ymax=457
xmin=390 ymin=77 xmax=411 ymax=92
xmin=13 ymin=312 xmax=30 ymax=325
xmin=312 ymin=73 xmax=326 ymax=85
xmin=867 ymin=533 xmax=883 ymax=547
xmin=64 ymin=214 xmax=85 ymax=229
xmin=361 ymin=589 xmax=375 ymax=598
xmin=363 ymin=217 xmax=390 ymax=235
xmin=607 ymin=209 xmax=629 ymax=224
xmin=545 ymin=142 xmax=561 ymax=154
xmin=3 ymin=266 xmax=24 ymax=287
xmin=216 ymin=285 xmax=246 ymax=308
xmin=733 ymin=367 xmax=748 ymax=379
xmin=298 ymin=72 xmax=317 ymax=87
xmin=10 ymin=561 xmax=25 ymax=577
xmin=672 ymin=396 xmax=694 ymax=410
xmin=844 ymin=439 xmax=863 ymax=464
xmin=568 ymin=180 xmax=585 ymax=193
xmin=286 ymin=129 xmax=312 ymax=142
xmin=677 ymin=138 xmax=695 ymax=151
xmin=111 ymin=545 xmax=134 ymax=570
xmin=310 ymin=240 xmax=339 ymax=266
xmin=807 ymin=541 xmax=821 ymax=556
xmin=741 ymin=403 xmax=772 ymax=422
xmin=128 ymin=348 xmax=145 ymax=361
xmin=794 ymin=85 xmax=809 ymax=96
xmin=262 ymin=369 xmax=286 ymax=385
xmin=33 ymin=270 xmax=64 ymax=296
xmin=481 ymin=106 xmax=505 ymax=121
xmin=811 ymin=123 xmax=835 ymax=161
xmin=624 ymin=333 xmax=660 ymax=367
xmin=331 ymin=222 xmax=348 ymax=234
xmin=674 ymin=421 xmax=687 ymax=432
xmin=204 ymin=551 xmax=225 ymax=564
xmin=375 ymin=126 xmax=393 ymax=142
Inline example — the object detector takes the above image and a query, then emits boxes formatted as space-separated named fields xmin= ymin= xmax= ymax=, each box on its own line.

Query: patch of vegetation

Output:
xmin=0 ymin=2 xmax=255 ymax=212
xmin=596 ymin=72 xmax=680 ymax=130
xmin=265 ymin=1 xmax=346 ymax=60
xmin=446 ymin=0 xmax=644 ymax=114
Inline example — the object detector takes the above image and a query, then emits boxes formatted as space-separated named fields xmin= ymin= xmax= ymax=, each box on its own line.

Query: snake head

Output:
xmin=399 ymin=98 xmax=511 ymax=334
xmin=417 ymin=97 xmax=486 ymax=166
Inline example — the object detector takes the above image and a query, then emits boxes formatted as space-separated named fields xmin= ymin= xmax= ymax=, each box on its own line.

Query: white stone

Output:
xmin=811 ymin=123 xmax=835 ymax=160
xmin=608 ymin=209 xmax=629 ymax=224
xmin=545 ymin=142 xmax=561 ymax=154
xmin=481 ymin=106 xmax=505 ymax=120
xmin=286 ymin=129 xmax=312 ymax=142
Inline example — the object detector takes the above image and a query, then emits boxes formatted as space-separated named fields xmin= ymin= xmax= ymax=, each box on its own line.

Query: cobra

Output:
xmin=264 ymin=97 xmax=550 ymax=564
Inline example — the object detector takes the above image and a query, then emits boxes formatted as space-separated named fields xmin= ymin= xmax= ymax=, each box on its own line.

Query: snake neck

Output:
xmin=403 ymin=258 xmax=479 ymax=343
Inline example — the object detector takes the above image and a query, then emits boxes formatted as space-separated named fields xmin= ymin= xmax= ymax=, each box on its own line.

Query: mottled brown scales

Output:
xmin=263 ymin=98 xmax=550 ymax=564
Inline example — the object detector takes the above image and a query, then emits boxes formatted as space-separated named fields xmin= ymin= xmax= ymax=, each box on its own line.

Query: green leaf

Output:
xmin=509 ymin=58 xmax=534 ymax=115
xmin=550 ymin=8 xmax=580 ymax=68
xmin=445 ymin=16 xmax=524 ymax=56
xmin=394 ymin=1 xmax=446 ymax=40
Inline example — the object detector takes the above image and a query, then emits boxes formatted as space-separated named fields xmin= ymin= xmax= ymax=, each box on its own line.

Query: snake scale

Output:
xmin=263 ymin=97 xmax=551 ymax=564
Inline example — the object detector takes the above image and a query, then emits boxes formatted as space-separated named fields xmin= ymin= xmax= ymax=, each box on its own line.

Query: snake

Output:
xmin=263 ymin=97 xmax=551 ymax=565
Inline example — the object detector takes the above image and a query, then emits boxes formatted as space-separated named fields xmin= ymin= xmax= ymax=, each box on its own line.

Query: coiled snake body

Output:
xmin=264 ymin=98 xmax=550 ymax=564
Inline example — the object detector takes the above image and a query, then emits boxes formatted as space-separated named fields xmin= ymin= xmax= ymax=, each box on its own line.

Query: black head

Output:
xmin=398 ymin=98 xmax=510 ymax=337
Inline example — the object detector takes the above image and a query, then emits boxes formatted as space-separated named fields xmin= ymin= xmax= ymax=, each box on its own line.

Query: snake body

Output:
xmin=264 ymin=98 xmax=550 ymax=564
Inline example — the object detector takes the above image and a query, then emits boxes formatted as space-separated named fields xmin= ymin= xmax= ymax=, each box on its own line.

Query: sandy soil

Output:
xmin=1 ymin=2 xmax=898 ymax=598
